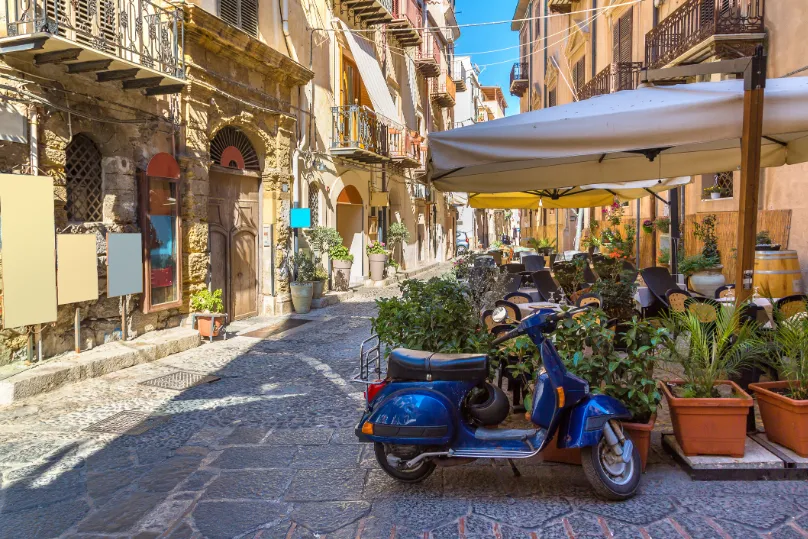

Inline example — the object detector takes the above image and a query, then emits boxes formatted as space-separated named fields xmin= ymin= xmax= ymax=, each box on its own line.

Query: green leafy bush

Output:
xmin=693 ymin=214 xmax=720 ymax=260
xmin=293 ymin=252 xmax=316 ymax=282
xmin=387 ymin=222 xmax=410 ymax=247
xmin=366 ymin=240 xmax=387 ymax=256
xmin=190 ymin=289 xmax=224 ymax=313
xmin=654 ymin=217 xmax=671 ymax=233
xmin=756 ymin=230 xmax=773 ymax=245
xmin=372 ymin=278 xmax=492 ymax=357
xmin=657 ymin=247 xmax=671 ymax=266
xmin=678 ymin=254 xmax=720 ymax=277
xmin=329 ymin=244 xmax=354 ymax=263
xmin=304 ymin=227 xmax=343 ymax=259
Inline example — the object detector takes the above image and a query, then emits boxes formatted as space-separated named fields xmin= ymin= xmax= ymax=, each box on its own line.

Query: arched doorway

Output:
xmin=208 ymin=127 xmax=261 ymax=320
xmin=336 ymin=185 xmax=364 ymax=285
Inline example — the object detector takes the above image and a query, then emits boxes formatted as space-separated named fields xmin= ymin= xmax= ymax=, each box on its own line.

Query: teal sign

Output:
xmin=290 ymin=208 xmax=311 ymax=228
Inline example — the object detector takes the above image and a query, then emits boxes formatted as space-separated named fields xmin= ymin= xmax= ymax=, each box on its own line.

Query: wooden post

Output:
xmin=735 ymin=51 xmax=767 ymax=304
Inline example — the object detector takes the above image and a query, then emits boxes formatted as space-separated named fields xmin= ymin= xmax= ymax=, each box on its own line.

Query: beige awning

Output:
xmin=428 ymin=78 xmax=808 ymax=193
xmin=339 ymin=20 xmax=399 ymax=121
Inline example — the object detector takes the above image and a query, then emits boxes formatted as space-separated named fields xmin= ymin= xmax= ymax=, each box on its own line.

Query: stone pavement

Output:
xmin=1 ymin=267 xmax=808 ymax=538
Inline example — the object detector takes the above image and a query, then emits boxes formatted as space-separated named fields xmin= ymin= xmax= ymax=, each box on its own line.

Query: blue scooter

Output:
xmin=354 ymin=307 xmax=641 ymax=500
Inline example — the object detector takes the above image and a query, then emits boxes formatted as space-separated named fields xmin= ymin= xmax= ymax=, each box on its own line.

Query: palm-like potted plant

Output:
xmin=367 ymin=240 xmax=388 ymax=281
xmin=660 ymin=308 xmax=762 ymax=457
xmin=290 ymin=252 xmax=316 ymax=313
xmin=750 ymin=304 xmax=808 ymax=456
xmin=191 ymin=289 xmax=225 ymax=338
xmin=330 ymin=244 xmax=354 ymax=291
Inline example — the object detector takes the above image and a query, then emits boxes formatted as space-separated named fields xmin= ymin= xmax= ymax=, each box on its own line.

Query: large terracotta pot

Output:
xmin=197 ymin=314 xmax=224 ymax=338
xmin=661 ymin=380 xmax=753 ymax=457
xmin=750 ymin=381 xmax=808 ymax=457
xmin=290 ymin=282 xmax=313 ymax=314
xmin=312 ymin=279 xmax=325 ymax=299
xmin=689 ymin=266 xmax=726 ymax=297
xmin=332 ymin=259 xmax=353 ymax=291
xmin=536 ymin=416 xmax=655 ymax=471
xmin=369 ymin=253 xmax=387 ymax=281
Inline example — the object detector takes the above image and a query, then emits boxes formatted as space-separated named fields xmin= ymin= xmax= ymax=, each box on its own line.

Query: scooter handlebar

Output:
xmin=491 ymin=326 xmax=523 ymax=346
xmin=490 ymin=307 xmax=590 ymax=346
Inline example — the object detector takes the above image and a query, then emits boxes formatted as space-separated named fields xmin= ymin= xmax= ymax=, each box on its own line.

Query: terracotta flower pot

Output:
xmin=749 ymin=381 xmax=808 ymax=457
xmin=197 ymin=314 xmax=224 ymax=338
xmin=369 ymin=253 xmax=387 ymax=281
xmin=540 ymin=437 xmax=582 ymax=465
xmin=661 ymin=380 xmax=753 ymax=457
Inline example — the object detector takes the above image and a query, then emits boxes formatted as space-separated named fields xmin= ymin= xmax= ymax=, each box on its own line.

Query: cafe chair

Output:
xmin=666 ymin=288 xmax=693 ymax=313
xmin=531 ymin=270 xmax=562 ymax=302
xmin=504 ymin=273 xmax=522 ymax=294
xmin=775 ymin=295 xmax=808 ymax=320
xmin=503 ymin=263 xmax=526 ymax=274
xmin=687 ymin=297 xmax=720 ymax=324
xmin=481 ymin=309 xmax=495 ymax=330
xmin=715 ymin=284 xmax=736 ymax=299
xmin=494 ymin=300 xmax=523 ymax=323
xmin=504 ymin=291 xmax=533 ymax=305
xmin=522 ymin=254 xmax=545 ymax=272
xmin=576 ymin=292 xmax=603 ymax=309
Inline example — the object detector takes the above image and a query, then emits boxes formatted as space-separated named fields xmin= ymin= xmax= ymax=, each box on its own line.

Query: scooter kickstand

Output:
xmin=507 ymin=459 xmax=521 ymax=477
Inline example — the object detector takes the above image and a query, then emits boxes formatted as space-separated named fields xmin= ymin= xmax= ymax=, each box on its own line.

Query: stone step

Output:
xmin=0 ymin=327 xmax=200 ymax=406
xmin=311 ymin=291 xmax=354 ymax=309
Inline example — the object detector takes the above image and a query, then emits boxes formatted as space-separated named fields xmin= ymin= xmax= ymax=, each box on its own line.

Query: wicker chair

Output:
xmin=715 ymin=284 xmax=736 ymax=299
xmin=666 ymin=288 xmax=692 ymax=313
xmin=775 ymin=295 xmax=808 ymax=321
xmin=481 ymin=309 xmax=495 ymax=330
xmin=576 ymin=292 xmax=603 ymax=309
xmin=504 ymin=292 xmax=532 ymax=305
xmin=494 ymin=300 xmax=523 ymax=323
xmin=687 ymin=298 xmax=719 ymax=323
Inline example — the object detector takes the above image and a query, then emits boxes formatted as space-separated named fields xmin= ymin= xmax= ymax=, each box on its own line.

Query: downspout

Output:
xmin=591 ymin=0 xmax=596 ymax=79
xmin=527 ymin=2 xmax=533 ymax=111
xmin=28 ymin=104 xmax=42 ymax=362
xmin=281 ymin=0 xmax=303 ymax=258
xmin=543 ymin=0 xmax=548 ymax=107
xmin=280 ymin=0 xmax=299 ymax=64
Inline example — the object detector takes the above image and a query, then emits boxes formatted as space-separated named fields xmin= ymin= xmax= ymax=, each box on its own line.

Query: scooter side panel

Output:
xmin=558 ymin=394 xmax=632 ymax=449
xmin=363 ymin=387 xmax=459 ymax=445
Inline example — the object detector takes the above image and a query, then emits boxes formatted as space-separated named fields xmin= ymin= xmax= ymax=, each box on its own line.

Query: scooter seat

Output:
xmin=388 ymin=349 xmax=488 ymax=382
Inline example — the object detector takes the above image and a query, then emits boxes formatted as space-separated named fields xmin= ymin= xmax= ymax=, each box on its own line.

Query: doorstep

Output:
xmin=662 ymin=433 xmax=808 ymax=480
xmin=311 ymin=290 xmax=354 ymax=309
xmin=0 ymin=327 xmax=200 ymax=406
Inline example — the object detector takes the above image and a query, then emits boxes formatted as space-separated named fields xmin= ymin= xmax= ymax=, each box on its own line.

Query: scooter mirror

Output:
xmin=492 ymin=306 xmax=508 ymax=323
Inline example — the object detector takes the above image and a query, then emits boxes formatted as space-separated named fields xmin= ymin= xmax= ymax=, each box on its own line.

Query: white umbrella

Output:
xmin=429 ymin=78 xmax=808 ymax=193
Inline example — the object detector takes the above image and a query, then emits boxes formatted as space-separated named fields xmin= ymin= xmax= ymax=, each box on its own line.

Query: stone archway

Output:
xmin=336 ymin=185 xmax=364 ymax=285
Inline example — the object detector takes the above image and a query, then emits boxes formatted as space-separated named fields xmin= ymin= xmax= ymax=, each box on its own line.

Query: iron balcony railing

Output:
xmin=378 ymin=0 xmax=394 ymax=15
xmin=510 ymin=62 xmax=528 ymax=84
xmin=416 ymin=32 xmax=440 ymax=64
xmin=578 ymin=62 xmax=643 ymax=100
xmin=331 ymin=105 xmax=390 ymax=158
xmin=392 ymin=0 xmax=421 ymax=29
xmin=6 ymin=0 xmax=184 ymax=77
xmin=453 ymin=60 xmax=466 ymax=81
xmin=645 ymin=0 xmax=764 ymax=69
xmin=410 ymin=180 xmax=429 ymax=200
xmin=389 ymin=124 xmax=423 ymax=165
xmin=430 ymin=72 xmax=456 ymax=106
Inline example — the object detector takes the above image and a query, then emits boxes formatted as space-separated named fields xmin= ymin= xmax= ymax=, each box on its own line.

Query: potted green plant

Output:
xmin=688 ymin=214 xmax=725 ymax=296
xmin=367 ymin=240 xmax=388 ymax=282
xmin=387 ymin=222 xmax=410 ymax=269
xmin=290 ymin=252 xmax=316 ymax=313
xmin=660 ymin=308 xmax=761 ymax=457
xmin=703 ymin=184 xmax=726 ymax=200
xmin=657 ymin=247 xmax=671 ymax=266
xmin=654 ymin=217 xmax=671 ymax=234
xmin=527 ymin=237 xmax=556 ymax=256
xmin=330 ymin=244 xmax=354 ymax=291
xmin=304 ymin=227 xmax=343 ymax=298
xmin=642 ymin=219 xmax=654 ymax=234
xmin=190 ymin=289 xmax=226 ymax=338
xmin=755 ymin=230 xmax=781 ymax=251
xmin=750 ymin=305 xmax=808 ymax=456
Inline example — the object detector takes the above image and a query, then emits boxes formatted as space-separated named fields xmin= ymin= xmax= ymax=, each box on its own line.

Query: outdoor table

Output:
xmin=517 ymin=287 xmax=541 ymax=302
xmin=517 ymin=301 xmax=561 ymax=318
xmin=717 ymin=297 xmax=776 ymax=327
xmin=634 ymin=287 xmax=654 ymax=308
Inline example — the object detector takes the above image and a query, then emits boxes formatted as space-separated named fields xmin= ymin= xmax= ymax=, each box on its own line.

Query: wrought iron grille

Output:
xmin=645 ymin=0 xmax=764 ymax=69
xmin=330 ymin=105 xmax=390 ymax=157
xmin=210 ymin=127 xmax=260 ymax=171
xmin=579 ymin=62 xmax=643 ymax=101
xmin=65 ymin=134 xmax=103 ymax=222
xmin=713 ymin=171 xmax=734 ymax=197
xmin=392 ymin=0 xmax=421 ymax=28
xmin=308 ymin=182 xmax=319 ymax=225
xmin=6 ymin=0 xmax=184 ymax=78
xmin=416 ymin=32 xmax=440 ymax=64
xmin=510 ymin=62 xmax=528 ymax=84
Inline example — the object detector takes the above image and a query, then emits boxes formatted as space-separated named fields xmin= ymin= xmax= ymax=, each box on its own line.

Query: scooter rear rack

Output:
xmin=353 ymin=334 xmax=385 ymax=385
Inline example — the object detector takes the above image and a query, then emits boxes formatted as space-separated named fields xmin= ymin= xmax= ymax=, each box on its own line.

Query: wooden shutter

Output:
xmin=612 ymin=8 xmax=633 ymax=63
xmin=572 ymin=57 xmax=585 ymax=94
xmin=220 ymin=0 xmax=257 ymax=37
xmin=548 ymin=88 xmax=556 ymax=107
xmin=220 ymin=0 xmax=238 ymax=28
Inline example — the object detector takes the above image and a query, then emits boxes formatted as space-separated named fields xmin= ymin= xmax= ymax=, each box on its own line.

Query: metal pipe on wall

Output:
xmin=28 ymin=104 xmax=43 ymax=362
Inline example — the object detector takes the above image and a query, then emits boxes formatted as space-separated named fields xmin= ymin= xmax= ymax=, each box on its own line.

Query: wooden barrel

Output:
xmin=753 ymin=250 xmax=803 ymax=298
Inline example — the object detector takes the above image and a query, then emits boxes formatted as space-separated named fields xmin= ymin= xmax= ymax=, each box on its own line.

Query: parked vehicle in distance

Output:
xmin=456 ymin=232 xmax=470 ymax=254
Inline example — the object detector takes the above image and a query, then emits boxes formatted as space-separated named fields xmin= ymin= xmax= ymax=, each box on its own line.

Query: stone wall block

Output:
xmin=183 ymin=252 xmax=209 ymax=285
xmin=103 ymin=189 xmax=138 ymax=224
xmin=102 ymin=156 xmax=135 ymax=176
xmin=184 ymin=221 xmax=209 ymax=254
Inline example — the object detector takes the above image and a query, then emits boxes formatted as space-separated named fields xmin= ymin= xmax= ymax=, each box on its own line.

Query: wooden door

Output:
xmin=208 ymin=171 xmax=260 ymax=320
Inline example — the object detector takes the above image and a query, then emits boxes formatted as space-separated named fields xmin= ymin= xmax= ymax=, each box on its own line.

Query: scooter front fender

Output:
xmin=361 ymin=388 xmax=455 ymax=445
xmin=557 ymin=394 xmax=631 ymax=449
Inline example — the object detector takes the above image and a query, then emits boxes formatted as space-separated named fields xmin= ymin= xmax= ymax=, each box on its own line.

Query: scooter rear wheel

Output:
xmin=581 ymin=436 xmax=641 ymax=501
xmin=374 ymin=443 xmax=436 ymax=483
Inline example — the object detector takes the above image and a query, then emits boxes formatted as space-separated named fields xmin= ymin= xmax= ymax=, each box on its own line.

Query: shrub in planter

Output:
xmin=750 ymin=309 xmax=808 ymax=456
xmin=387 ymin=222 xmax=410 ymax=268
xmin=660 ymin=308 xmax=762 ymax=457
xmin=372 ymin=277 xmax=492 ymax=357
xmin=190 ymin=289 xmax=225 ymax=337
xmin=330 ymin=245 xmax=354 ymax=291
xmin=291 ymin=252 xmax=316 ymax=313
xmin=688 ymin=214 xmax=725 ymax=296
xmin=590 ymin=267 xmax=638 ymax=323
xmin=654 ymin=217 xmax=671 ymax=234
xmin=367 ymin=240 xmax=388 ymax=282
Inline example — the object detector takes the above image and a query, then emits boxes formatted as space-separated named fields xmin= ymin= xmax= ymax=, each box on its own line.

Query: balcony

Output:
xmin=430 ymin=72 xmax=456 ymax=108
xmin=415 ymin=33 xmax=440 ymax=78
xmin=645 ymin=0 xmax=764 ymax=69
xmin=336 ymin=0 xmax=394 ymax=26
xmin=579 ymin=62 xmax=643 ymax=101
xmin=389 ymin=0 xmax=422 ymax=46
xmin=509 ymin=62 xmax=528 ymax=97
xmin=1 ymin=0 xmax=185 ymax=95
xmin=390 ymin=127 xmax=424 ymax=168
xmin=331 ymin=105 xmax=390 ymax=164
xmin=453 ymin=60 xmax=466 ymax=92
xmin=548 ymin=0 xmax=578 ymax=14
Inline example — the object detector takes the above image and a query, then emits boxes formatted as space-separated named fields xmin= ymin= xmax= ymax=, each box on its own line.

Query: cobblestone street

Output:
xmin=1 ymin=268 xmax=808 ymax=538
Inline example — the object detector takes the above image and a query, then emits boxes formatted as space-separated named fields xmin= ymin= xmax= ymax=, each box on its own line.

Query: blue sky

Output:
xmin=455 ymin=1 xmax=520 ymax=114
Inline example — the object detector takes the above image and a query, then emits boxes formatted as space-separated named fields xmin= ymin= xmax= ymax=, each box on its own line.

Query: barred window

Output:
xmin=308 ymin=182 xmax=319 ymax=226
xmin=65 ymin=134 xmax=103 ymax=222
xmin=220 ymin=0 xmax=258 ymax=37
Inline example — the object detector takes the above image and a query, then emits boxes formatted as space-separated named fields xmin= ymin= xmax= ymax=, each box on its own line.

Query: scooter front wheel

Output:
xmin=374 ymin=443 xmax=436 ymax=483
xmin=581 ymin=436 xmax=641 ymax=500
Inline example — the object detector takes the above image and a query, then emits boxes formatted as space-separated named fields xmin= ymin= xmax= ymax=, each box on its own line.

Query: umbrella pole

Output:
xmin=636 ymin=199 xmax=641 ymax=269
xmin=670 ymin=188 xmax=680 ymax=278
xmin=735 ymin=53 xmax=767 ymax=304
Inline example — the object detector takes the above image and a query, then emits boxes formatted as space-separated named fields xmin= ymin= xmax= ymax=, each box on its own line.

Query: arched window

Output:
xmin=65 ymin=134 xmax=103 ymax=222
xmin=308 ymin=182 xmax=320 ymax=226
xmin=210 ymin=127 xmax=260 ymax=171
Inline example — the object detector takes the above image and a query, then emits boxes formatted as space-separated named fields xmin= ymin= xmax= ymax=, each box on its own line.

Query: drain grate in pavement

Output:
xmin=242 ymin=318 xmax=312 ymax=339
xmin=141 ymin=371 xmax=221 ymax=391
xmin=84 ymin=411 xmax=170 ymax=436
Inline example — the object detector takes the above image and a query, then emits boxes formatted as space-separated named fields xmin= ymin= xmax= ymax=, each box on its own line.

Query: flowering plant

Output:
xmin=642 ymin=219 xmax=654 ymax=234
xmin=605 ymin=201 xmax=624 ymax=226
xmin=366 ymin=241 xmax=387 ymax=256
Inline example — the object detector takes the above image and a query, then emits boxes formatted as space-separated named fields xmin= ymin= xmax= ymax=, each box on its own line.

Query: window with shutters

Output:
xmin=548 ymin=87 xmax=557 ymax=108
xmin=571 ymin=57 xmax=585 ymax=97
xmin=65 ymin=134 xmax=103 ymax=223
xmin=612 ymin=8 xmax=633 ymax=90
xmin=535 ymin=3 xmax=541 ymax=36
xmin=219 ymin=0 xmax=258 ymax=37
